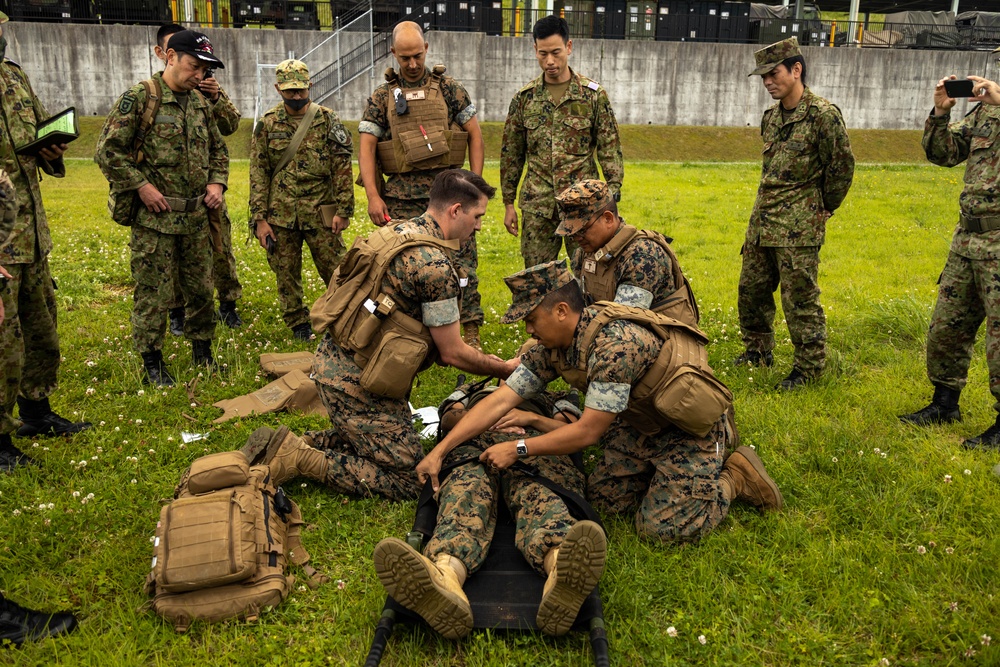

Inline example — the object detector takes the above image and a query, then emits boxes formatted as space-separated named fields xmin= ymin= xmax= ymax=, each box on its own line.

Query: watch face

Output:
xmin=516 ymin=440 xmax=528 ymax=456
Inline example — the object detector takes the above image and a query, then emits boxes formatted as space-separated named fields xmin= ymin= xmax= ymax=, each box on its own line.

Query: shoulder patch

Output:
xmin=119 ymin=91 xmax=137 ymax=115
xmin=331 ymin=123 xmax=352 ymax=148
xmin=587 ymin=80 xmax=600 ymax=91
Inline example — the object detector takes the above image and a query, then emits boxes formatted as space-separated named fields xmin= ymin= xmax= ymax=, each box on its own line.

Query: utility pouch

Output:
xmin=108 ymin=188 xmax=138 ymax=227
xmin=187 ymin=451 xmax=250 ymax=495
xmin=359 ymin=325 xmax=429 ymax=399
xmin=653 ymin=365 xmax=733 ymax=438
xmin=398 ymin=127 xmax=449 ymax=165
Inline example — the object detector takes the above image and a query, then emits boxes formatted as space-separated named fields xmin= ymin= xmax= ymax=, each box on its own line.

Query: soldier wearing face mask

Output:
xmin=248 ymin=59 xmax=354 ymax=342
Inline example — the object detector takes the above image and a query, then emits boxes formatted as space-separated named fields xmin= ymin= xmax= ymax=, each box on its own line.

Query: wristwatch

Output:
xmin=516 ymin=439 xmax=528 ymax=458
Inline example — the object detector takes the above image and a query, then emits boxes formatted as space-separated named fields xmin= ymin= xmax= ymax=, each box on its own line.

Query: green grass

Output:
xmin=4 ymin=157 xmax=998 ymax=666
xmin=74 ymin=117 xmax=926 ymax=163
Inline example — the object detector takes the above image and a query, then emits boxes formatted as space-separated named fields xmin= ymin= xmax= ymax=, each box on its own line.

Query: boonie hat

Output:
xmin=168 ymin=30 xmax=225 ymax=69
xmin=501 ymin=260 xmax=574 ymax=324
xmin=276 ymin=59 xmax=311 ymax=90
xmin=749 ymin=37 xmax=801 ymax=77
xmin=555 ymin=180 xmax=615 ymax=236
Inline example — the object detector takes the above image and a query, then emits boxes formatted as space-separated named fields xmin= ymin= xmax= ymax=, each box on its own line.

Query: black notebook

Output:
xmin=16 ymin=107 xmax=79 ymax=156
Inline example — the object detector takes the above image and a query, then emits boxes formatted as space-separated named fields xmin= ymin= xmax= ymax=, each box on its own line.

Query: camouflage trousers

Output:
xmin=387 ymin=197 xmax=483 ymax=326
xmin=312 ymin=337 xmax=422 ymax=501
xmin=520 ymin=210 xmax=579 ymax=269
xmin=167 ymin=206 xmax=243 ymax=309
xmin=738 ymin=243 xmax=826 ymax=377
xmin=0 ymin=257 xmax=59 ymax=435
xmin=925 ymin=251 xmax=1000 ymax=411
xmin=588 ymin=416 xmax=729 ymax=543
xmin=130 ymin=223 xmax=216 ymax=352
xmin=265 ymin=224 xmax=344 ymax=329
xmin=424 ymin=436 xmax=585 ymax=577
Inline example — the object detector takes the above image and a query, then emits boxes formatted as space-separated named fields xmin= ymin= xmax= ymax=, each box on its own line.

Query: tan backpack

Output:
xmin=144 ymin=444 xmax=324 ymax=632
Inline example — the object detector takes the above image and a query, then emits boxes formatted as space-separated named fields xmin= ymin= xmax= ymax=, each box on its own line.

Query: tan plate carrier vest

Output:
xmin=376 ymin=65 xmax=469 ymax=174
xmin=581 ymin=224 xmax=700 ymax=327
xmin=310 ymin=225 xmax=460 ymax=399
xmin=550 ymin=302 xmax=732 ymax=438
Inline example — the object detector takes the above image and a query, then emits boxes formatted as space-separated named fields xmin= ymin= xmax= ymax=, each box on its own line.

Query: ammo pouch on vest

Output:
xmin=310 ymin=225 xmax=459 ymax=398
xmin=145 ymin=448 xmax=321 ymax=632
xmin=376 ymin=66 xmax=469 ymax=174
xmin=561 ymin=303 xmax=731 ymax=438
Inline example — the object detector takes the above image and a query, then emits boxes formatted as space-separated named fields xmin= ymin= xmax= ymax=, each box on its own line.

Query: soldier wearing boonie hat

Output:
xmin=247 ymin=57 xmax=354 ymax=342
xmin=736 ymin=34 xmax=855 ymax=390
xmin=553 ymin=179 xmax=699 ymax=324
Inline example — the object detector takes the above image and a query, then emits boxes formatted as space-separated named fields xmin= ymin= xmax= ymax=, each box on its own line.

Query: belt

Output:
xmin=960 ymin=214 xmax=1000 ymax=233
xmin=163 ymin=195 xmax=205 ymax=213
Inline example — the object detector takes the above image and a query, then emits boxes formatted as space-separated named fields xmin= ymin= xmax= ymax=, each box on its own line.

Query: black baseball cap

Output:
xmin=167 ymin=30 xmax=225 ymax=69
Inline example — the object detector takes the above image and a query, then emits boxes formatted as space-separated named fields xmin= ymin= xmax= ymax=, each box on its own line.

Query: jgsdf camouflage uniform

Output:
xmin=739 ymin=38 xmax=855 ymax=379
xmin=920 ymin=101 xmax=1000 ymax=411
xmin=359 ymin=67 xmax=483 ymax=327
xmin=0 ymin=57 xmax=68 ymax=436
xmin=309 ymin=213 xmax=462 ymax=500
xmin=167 ymin=86 xmax=243 ymax=312
xmin=558 ymin=180 xmax=678 ymax=310
xmin=500 ymin=69 xmax=624 ymax=268
xmin=249 ymin=62 xmax=354 ymax=330
xmin=96 ymin=70 xmax=229 ymax=353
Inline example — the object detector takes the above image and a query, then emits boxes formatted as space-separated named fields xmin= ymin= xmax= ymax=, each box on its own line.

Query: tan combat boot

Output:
xmin=246 ymin=425 xmax=330 ymax=486
xmin=536 ymin=520 xmax=607 ymax=637
xmin=462 ymin=323 xmax=482 ymax=352
xmin=373 ymin=538 xmax=473 ymax=639
xmin=719 ymin=446 xmax=783 ymax=510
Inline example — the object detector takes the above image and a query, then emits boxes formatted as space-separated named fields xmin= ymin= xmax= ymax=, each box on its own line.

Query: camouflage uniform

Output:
xmin=167 ymin=86 xmax=243 ymax=310
xmin=360 ymin=67 xmax=483 ymax=326
xmin=96 ymin=71 xmax=229 ymax=352
xmin=500 ymin=68 xmax=624 ymax=268
xmin=738 ymin=84 xmax=855 ymax=378
xmin=249 ymin=101 xmax=354 ymax=329
xmin=506 ymin=307 xmax=730 ymax=543
xmin=0 ymin=59 xmax=66 ymax=436
xmin=426 ymin=427 xmax=584 ymax=577
xmin=310 ymin=213 xmax=461 ymax=501
xmin=920 ymin=103 xmax=1000 ymax=410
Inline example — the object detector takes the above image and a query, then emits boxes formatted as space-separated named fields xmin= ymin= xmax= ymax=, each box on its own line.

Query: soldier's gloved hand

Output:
xmin=205 ymin=184 xmax=224 ymax=209
xmin=503 ymin=205 xmax=519 ymax=237
xmin=367 ymin=193 xmax=391 ymax=227
xmin=138 ymin=183 xmax=170 ymax=213
xmin=934 ymin=76 xmax=960 ymax=116
xmin=255 ymin=220 xmax=277 ymax=250
xmin=416 ymin=452 xmax=445 ymax=493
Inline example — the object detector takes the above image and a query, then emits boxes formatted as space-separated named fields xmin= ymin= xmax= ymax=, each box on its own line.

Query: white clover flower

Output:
xmin=917 ymin=545 xmax=927 ymax=554
xmin=698 ymin=635 xmax=707 ymax=645
xmin=667 ymin=626 xmax=678 ymax=637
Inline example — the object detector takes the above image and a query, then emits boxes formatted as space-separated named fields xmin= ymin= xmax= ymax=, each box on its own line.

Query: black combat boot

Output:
xmin=776 ymin=368 xmax=810 ymax=391
xmin=15 ymin=397 xmax=92 ymax=438
xmin=0 ymin=593 xmax=78 ymax=645
xmin=899 ymin=384 xmax=961 ymax=426
xmin=218 ymin=300 xmax=243 ymax=328
xmin=168 ymin=307 xmax=185 ymax=337
xmin=962 ymin=414 xmax=1000 ymax=450
xmin=141 ymin=350 xmax=175 ymax=387
xmin=733 ymin=350 xmax=774 ymax=367
xmin=192 ymin=339 xmax=215 ymax=368
xmin=0 ymin=433 xmax=35 ymax=472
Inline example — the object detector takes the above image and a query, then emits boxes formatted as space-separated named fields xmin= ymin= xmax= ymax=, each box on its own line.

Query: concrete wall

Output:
xmin=5 ymin=22 xmax=988 ymax=129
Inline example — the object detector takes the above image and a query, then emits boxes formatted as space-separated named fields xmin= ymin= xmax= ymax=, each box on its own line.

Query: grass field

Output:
xmin=3 ymin=152 xmax=999 ymax=667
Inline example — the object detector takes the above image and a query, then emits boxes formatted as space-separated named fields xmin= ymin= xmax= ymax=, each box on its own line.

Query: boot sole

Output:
xmin=732 ymin=446 xmax=784 ymax=511
xmin=239 ymin=426 xmax=278 ymax=466
xmin=374 ymin=538 xmax=473 ymax=640
xmin=536 ymin=520 xmax=606 ymax=637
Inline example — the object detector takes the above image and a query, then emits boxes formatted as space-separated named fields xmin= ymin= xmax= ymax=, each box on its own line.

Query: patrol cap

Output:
xmin=276 ymin=59 xmax=310 ymax=90
xmin=501 ymin=260 xmax=574 ymax=324
xmin=167 ymin=30 xmax=225 ymax=69
xmin=749 ymin=37 xmax=801 ymax=77
xmin=555 ymin=179 xmax=614 ymax=236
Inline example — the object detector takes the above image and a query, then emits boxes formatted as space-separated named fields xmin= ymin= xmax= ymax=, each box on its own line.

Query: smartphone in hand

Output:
xmin=944 ymin=79 xmax=975 ymax=99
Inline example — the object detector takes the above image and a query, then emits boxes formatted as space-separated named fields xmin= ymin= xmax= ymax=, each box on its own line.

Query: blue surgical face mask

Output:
xmin=284 ymin=96 xmax=309 ymax=112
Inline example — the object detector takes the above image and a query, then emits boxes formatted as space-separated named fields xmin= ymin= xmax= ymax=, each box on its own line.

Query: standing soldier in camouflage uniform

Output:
xmin=0 ymin=12 xmax=91 ymax=466
xmin=154 ymin=24 xmax=244 ymax=334
xmin=96 ymin=30 xmax=228 ymax=386
xmin=556 ymin=179 xmax=698 ymax=325
xmin=900 ymin=71 xmax=1000 ymax=449
xmin=373 ymin=386 xmax=605 ymax=639
xmin=243 ymin=170 xmax=517 ymax=502
xmin=501 ymin=15 xmax=624 ymax=269
xmin=358 ymin=21 xmax=486 ymax=349
xmin=249 ymin=60 xmax=353 ymax=342
xmin=421 ymin=261 xmax=783 ymax=545
xmin=736 ymin=37 xmax=855 ymax=390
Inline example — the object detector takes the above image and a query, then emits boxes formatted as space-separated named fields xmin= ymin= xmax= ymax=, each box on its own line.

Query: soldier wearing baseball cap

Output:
xmin=736 ymin=34 xmax=855 ymax=390
xmin=554 ymin=179 xmax=700 ymax=326
xmin=275 ymin=59 xmax=310 ymax=90
xmin=166 ymin=29 xmax=225 ymax=69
